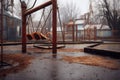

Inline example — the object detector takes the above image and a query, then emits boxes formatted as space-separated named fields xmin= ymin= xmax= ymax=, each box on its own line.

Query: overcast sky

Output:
xmin=15 ymin=0 xmax=90 ymax=14
xmin=35 ymin=0 xmax=90 ymax=14
xmin=14 ymin=0 xmax=90 ymax=20
xmin=59 ymin=0 xmax=90 ymax=14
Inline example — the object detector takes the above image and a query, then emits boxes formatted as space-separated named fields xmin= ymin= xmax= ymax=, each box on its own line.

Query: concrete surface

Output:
xmin=0 ymin=44 xmax=120 ymax=80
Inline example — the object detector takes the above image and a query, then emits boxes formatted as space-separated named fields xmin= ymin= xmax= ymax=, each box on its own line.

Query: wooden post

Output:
xmin=76 ymin=25 xmax=78 ymax=41
xmin=94 ymin=27 xmax=97 ymax=40
xmin=88 ymin=28 xmax=90 ymax=41
xmin=72 ymin=25 xmax=74 ymax=42
xmin=84 ymin=27 xmax=85 ymax=40
xmin=52 ymin=0 xmax=57 ymax=54
xmin=21 ymin=1 xmax=27 ymax=53
xmin=0 ymin=0 xmax=4 ymax=65
xmin=63 ymin=23 xmax=65 ymax=42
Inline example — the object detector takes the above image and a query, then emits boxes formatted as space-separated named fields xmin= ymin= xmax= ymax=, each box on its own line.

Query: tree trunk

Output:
xmin=112 ymin=29 xmax=120 ymax=39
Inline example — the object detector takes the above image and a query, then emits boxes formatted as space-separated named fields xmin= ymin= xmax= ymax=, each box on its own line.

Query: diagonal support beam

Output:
xmin=25 ymin=1 xmax=52 ymax=16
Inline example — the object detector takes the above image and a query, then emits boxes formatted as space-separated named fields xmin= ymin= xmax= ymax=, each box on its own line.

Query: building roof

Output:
xmin=67 ymin=19 xmax=85 ymax=26
xmin=75 ymin=19 xmax=85 ymax=25
xmin=6 ymin=11 xmax=21 ymax=20
xmin=101 ymin=25 xmax=110 ymax=30
xmin=1 ymin=11 xmax=21 ymax=20
xmin=84 ymin=24 xmax=110 ymax=30
xmin=67 ymin=20 xmax=74 ymax=26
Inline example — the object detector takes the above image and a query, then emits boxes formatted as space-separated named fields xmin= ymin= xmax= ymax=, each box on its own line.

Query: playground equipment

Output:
xmin=26 ymin=7 xmax=52 ymax=41
xmin=63 ymin=20 xmax=78 ymax=42
xmin=24 ymin=0 xmax=65 ymax=49
xmin=62 ymin=0 xmax=96 ymax=42
xmin=84 ymin=26 xmax=97 ymax=40
xmin=21 ymin=0 xmax=58 ymax=55
xmin=0 ymin=0 xmax=4 ymax=67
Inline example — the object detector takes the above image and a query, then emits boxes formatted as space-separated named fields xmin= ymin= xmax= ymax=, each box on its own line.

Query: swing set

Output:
xmin=21 ymin=0 xmax=64 ymax=55
xmin=26 ymin=8 xmax=52 ymax=41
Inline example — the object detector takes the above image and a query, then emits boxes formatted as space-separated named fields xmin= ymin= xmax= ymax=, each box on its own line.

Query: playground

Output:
xmin=0 ymin=0 xmax=120 ymax=80
xmin=0 ymin=43 xmax=120 ymax=80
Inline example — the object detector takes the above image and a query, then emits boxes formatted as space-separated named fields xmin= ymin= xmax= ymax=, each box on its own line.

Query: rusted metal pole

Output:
xmin=0 ymin=0 xmax=4 ymax=66
xmin=88 ymin=28 xmax=90 ymax=41
xmin=63 ymin=23 xmax=65 ymax=42
xmin=94 ymin=27 xmax=97 ymax=40
xmin=52 ymin=0 xmax=57 ymax=54
xmin=25 ymin=1 xmax=52 ymax=16
xmin=72 ymin=25 xmax=74 ymax=42
xmin=76 ymin=25 xmax=78 ymax=41
xmin=84 ymin=28 xmax=85 ymax=40
xmin=21 ymin=1 xmax=27 ymax=53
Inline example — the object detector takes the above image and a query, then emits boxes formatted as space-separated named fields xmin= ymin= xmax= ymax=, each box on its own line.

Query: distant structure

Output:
xmin=63 ymin=0 xmax=112 ymax=42
xmin=63 ymin=19 xmax=85 ymax=42
xmin=0 ymin=0 xmax=22 ymax=41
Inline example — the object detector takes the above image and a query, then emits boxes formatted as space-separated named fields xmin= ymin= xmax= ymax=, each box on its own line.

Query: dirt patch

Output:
xmin=0 ymin=54 xmax=34 ymax=77
xmin=61 ymin=55 xmax=120 ymax=70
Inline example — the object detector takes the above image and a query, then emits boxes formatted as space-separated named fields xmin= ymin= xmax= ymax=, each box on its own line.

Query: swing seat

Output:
xmin=40 ymin=33 xmax=52 ymax=41
xmin=40 ymin=33 xmax=49 ymax=40
xmin=32 ymin=32 xmax=50 ymax=40
xmin=26 ymin=34 xmax=34 ymax=40
xmin=32 ymin=32 xmax=42 ymax=40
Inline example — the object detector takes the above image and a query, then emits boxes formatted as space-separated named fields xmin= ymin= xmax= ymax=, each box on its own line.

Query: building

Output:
xmin=63 ymin=19 xmax=85 ymax=41
xmin=64 ymin=19 xmax=112 ymax=41
xmin=0 ymin=0 xmax=22 ymax=41
xmin=2 ymin=11 xmax=22 ymax=41
xmin=84 ymin=24 xmax=112 ymax=40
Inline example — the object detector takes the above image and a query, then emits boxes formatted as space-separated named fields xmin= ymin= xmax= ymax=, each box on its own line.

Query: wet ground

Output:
xmin=0 ymin=43 xmax=120 ymax=80
xmin=94 ymin=43 xmax=120 ymax=52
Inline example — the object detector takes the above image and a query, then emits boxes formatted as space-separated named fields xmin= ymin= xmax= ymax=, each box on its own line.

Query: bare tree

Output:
xmin=59 ymin=1 xmax=80 ymax=24
xmin=14 ymin=0 xmax=36 ymax=17
xmin=95 ymin=0 xmax=120 ymax=37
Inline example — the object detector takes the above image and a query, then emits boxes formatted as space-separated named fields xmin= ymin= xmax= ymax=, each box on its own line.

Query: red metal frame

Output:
xmin=21 ymin=0 xmax=57 ymax=54
xmin=25 ymin=1 xmax=52 ymax=16
xmin=64 ymin=22 xmax=78 ymax=42
xmin=52 ymin=0 xmax=57 ymax=54
xmin=0 ymin=0 xmax=4 ymax=65
xmin=84 ymin=27 xmax=97 ymax=41
xmin=21 ymin=1 xmax=27 ymax=53
xmin=76 ymin=25 xmax=78 ymax=41
xmin=72 ymin=25 xmax=75 ymax=42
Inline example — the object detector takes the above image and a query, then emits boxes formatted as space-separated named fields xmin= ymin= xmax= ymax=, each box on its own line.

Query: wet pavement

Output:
xmin=0 ymin=43 xmax=120 ymax=80
xmin=94 ymin=43 xmax=120 ymax=52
